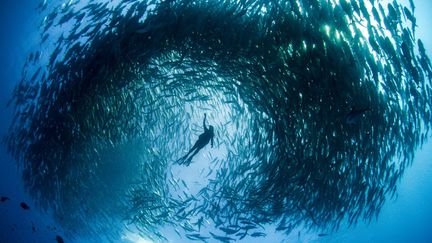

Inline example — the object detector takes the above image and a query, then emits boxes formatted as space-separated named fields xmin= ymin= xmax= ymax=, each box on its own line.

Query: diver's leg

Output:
xmin=186 ymin=145 xmax=203 ymax=162
xmin=184 ymin=143 xmax=199 ymax=158
xmin=183 ymin=149 xmax=200 ymax=166
xmin=177 ymin=143 xmax=198 ymax=164
xmin=184 ymin=157 xmax=193 ymax=166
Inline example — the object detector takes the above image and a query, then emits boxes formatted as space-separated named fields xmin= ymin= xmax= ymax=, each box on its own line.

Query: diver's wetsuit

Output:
xmin=178 ymin=114 xmax=214 ymax=166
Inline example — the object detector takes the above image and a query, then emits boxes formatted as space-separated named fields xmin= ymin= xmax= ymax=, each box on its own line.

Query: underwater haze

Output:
xmin=1 ymin=0 xmax=432 ymax=242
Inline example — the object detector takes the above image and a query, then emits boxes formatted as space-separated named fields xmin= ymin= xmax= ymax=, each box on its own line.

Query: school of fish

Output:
xmin=4 ymin=0 xmax=432 ymax=241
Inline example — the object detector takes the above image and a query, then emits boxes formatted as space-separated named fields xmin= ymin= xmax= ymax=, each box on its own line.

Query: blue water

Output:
xmin=1 ymin=0 xmax=432 ymax=242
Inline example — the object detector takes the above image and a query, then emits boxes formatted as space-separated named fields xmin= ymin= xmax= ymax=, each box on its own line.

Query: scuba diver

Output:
xmin=177 ymin=113 xmax=214 ymax=166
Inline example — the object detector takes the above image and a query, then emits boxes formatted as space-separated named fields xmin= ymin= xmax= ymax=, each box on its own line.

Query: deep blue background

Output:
xmin=0 ymin=0 xmax=63 ymax=242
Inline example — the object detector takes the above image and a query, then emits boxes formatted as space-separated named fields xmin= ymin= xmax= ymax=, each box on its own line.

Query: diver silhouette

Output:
xmin=177 ymin=114 xmax=214 ymax=166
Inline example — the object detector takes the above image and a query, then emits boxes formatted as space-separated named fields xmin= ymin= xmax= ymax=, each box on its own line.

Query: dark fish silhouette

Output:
xmin=210 ymin=232 xmax=235 ymax=242
xmin=318 ymin=233 xmax=328 ymax=237
xmin=186 ymin=233 xmax=209 ymax=241
xmin=219 ymin=226 xmax=239 ymax=235
xmin=20 ymin=202 xmax=30 ymax=210
xmin=250 ymin=232 xmax=266 ymax=237
xmin=32 ymin=222 xmax=36 ymax=232
xmin=345 ymin=107 xmax=369 ymax=124
xmin=56 ymin=235 xmax=64 ymax=243
xmin=1 ymin=196 xmax=10 ymax=202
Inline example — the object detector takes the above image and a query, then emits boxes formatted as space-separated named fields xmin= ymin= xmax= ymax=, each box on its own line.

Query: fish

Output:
xmin=41 ymin=33 xmax=49 ymax=43
xmin=56 ymin=235 xmax=64 ymax=243
xmin=37 ymin=0 xmax=48 ymax=11
xmin=236 ymin=231 xmax=248 ymax=240
xmin=209 ymin=232 xmax=235 ymax=242
xmin=193 ymin=216 xmax=204 ymax=231
xmin=408 ymin=0 xmax=415 ymax=12
xmin=219 ymin=226 xmax=239 ymax=235
xmin=318 ymin=233 xmax=328 ymax=237
xmin=345 ymin=107 xmax=369 ymax=125
xmin=250 ymin=232 xmax=266 ymax=237
xmin=403 ymin=7 xmax=415 ymax=24
xmin=31 ymin=222 xmax=36 ymax=232
xmin=186 ymin=233 xmax=209 ymax=241
xmin=57 ymin=11 xmax=76 ymax=26
xmin=241 ymin=225 xmax=257 ymax=231
xmin=20 ymin=202 xmax=30 ymax=210
xmin=371 ymin=6 xmax=381 ymax=24
xmin=1 ymin=196 xmax=10 ymax=202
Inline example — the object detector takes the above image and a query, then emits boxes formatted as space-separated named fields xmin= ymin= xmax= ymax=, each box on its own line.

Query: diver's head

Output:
xmin=209 ymin=125 xmax=214 ymax=132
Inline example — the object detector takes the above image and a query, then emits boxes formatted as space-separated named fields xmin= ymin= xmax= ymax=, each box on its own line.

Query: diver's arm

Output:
xmin=211 ymin=137 xmax=214 ymax=148
xmin=203 ymin=113 xmax=208 ymax=131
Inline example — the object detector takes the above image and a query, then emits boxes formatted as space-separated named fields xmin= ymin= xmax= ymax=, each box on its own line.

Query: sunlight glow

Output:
xmin=122 ymin=231 xmax=154 ymax=243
